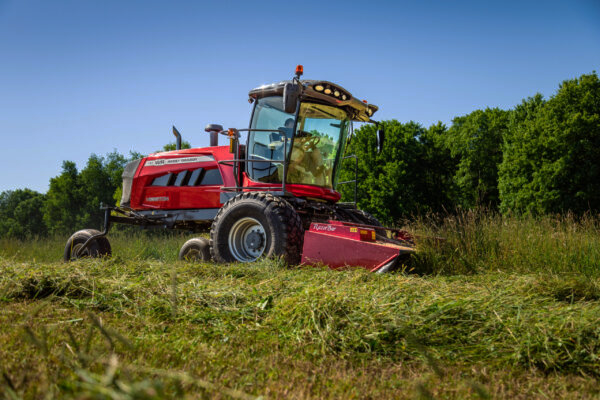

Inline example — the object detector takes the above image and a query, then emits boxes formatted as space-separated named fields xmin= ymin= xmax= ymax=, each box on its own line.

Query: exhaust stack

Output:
xmin=172 ymin=126 xmax=182 ymax=150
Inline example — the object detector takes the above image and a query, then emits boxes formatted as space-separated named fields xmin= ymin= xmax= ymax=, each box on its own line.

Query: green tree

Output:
xmin=0 ymin=189 xmax=47 ymax=238
xmin=498 ymin=94 xmax=546 ymax=213
xmin=104 ymin=151 xmax=129 ymax=190
xmin=499 ymin=72 xmax=600 ymax=214
xmin=161 ymin=140 xmax=191 ymax=152
xmin=43 ymin=161 xmax=83 ymax=234
xmin=445 ymin=107 xmax=510 ymax=209
xmin=339 ymin=120 xmax=455 ymax=224
xmin=78 ymin=154 xmax=115 ymax=228
xmin=44 ymin=151 xmax=132 ymax=234
xmin=420 ymin=121 xmax=459 ymax=212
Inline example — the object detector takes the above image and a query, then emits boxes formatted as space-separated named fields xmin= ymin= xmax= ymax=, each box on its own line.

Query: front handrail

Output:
xmin=217 ymin=129 xmax=289 ymax=194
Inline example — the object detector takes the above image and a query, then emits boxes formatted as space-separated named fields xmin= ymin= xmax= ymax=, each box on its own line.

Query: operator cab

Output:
xmin=246 ymin=67 xmax=379 ymax=194
xmin=247 ymin=96 xmax=350 ymax=189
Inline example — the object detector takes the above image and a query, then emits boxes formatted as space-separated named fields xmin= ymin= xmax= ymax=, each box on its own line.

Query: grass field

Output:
xmin=1 ymin=212 xmax=600 ymax=399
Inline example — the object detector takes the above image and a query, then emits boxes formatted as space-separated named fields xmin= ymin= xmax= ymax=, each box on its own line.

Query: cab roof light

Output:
xmin=295 ymin=65 xmax=304 ymax=78
xmin=311 ymin=82 xmax=349 ymax=101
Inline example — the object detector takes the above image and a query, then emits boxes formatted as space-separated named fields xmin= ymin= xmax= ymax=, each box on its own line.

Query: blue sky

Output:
xmin=0 ymin=0 xmax=599 ymax=193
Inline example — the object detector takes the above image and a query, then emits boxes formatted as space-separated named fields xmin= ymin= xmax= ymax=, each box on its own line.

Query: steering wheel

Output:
xmin=296 ymin=130 xmax=320 ymax=151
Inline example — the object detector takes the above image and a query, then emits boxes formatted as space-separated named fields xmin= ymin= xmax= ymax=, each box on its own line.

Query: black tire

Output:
xmin=336 ymin=207 xmax=383 ymax=227
xmin=179 ymin=237 xmax=211 ymax=262
xmin=362 ymin=211 xmax=390 ymax=241
xmin=210 ymin=192 xmax=303 ymax=265
xmin=351 ymin=209 xmax=382 ymax=227
xmin=335 ymin=208 xmax=390 ymax=239
xmin=64 ymin=229 xmax=111 ymax=262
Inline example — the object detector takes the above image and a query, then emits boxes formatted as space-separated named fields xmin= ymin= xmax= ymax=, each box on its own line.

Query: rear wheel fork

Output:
xmin=64 ymin=207 xmax=113 ymax=261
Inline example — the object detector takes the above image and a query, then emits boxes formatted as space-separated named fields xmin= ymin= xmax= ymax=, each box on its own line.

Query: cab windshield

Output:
xmin=248 ymin=96 xmax=350 ymax=189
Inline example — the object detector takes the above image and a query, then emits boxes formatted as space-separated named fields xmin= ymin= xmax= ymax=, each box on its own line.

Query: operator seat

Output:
xmin=287 ymin=136 xmax=327 ymax=186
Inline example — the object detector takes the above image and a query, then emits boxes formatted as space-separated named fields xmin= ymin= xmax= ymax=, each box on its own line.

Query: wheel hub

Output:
xmin=228 ymin=217 xmax=267 ymax=262
xmin=245 ymin=230 xmax=264 ymax=251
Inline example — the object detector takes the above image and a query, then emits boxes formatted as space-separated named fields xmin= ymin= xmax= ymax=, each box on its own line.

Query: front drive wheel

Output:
xmin=64 ymin=229 xmax=111 ymax=261
xmin=210 ymin=193 xmax=303 ymax=264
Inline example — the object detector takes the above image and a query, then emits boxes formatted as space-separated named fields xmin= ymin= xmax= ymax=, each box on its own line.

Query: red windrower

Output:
xmin=61 ymin=65 xmax=413 ymax=273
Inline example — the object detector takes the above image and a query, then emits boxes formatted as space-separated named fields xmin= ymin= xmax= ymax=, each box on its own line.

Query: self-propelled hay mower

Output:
xmin=64 ymin=66 xmax=415 ymax=272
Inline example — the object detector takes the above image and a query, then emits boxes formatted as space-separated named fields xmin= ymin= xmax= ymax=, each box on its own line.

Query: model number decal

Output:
xmin=146 ymin=196 xmax=169 ymax=202
xmin=145 ymin=156 xmax=214 ymax=167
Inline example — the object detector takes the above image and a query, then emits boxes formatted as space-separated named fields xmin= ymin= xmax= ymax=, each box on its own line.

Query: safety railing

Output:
xmin=216 ymin=128 xmax=290 ymax=195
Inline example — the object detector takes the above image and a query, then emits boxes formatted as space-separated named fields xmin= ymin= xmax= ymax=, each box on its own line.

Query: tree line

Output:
xmin=1 ymin=72 xmax=598 ymax=238
xmin=339 ymin=72 xmax=600 ymax=223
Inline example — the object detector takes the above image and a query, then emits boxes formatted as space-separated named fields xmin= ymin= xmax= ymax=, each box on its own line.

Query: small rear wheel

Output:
xmin=179 ymin=237 xmax=211 ymax=262
xmin=210 ymin=192 xmax=303 ymax=264
xmin=64 ymin=229 xmax=111 ymax=261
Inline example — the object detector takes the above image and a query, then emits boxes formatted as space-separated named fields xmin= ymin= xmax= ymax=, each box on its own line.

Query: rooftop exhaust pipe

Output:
xmin=172 ymin=126 xmax=182 ymax=150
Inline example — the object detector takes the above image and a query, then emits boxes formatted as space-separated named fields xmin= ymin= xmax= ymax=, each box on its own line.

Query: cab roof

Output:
xmin=248 ymin=80 xmax=378 ymax=122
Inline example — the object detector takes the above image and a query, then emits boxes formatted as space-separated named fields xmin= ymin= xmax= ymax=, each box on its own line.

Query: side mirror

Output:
xmin=283 ymin=82 xmax=300 ymax=114
xmin=377 ymin=127 xmax=385 ymax=153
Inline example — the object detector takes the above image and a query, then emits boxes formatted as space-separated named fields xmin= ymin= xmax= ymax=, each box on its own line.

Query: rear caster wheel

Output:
xmin=64 ymin=229 xmax=111 ymax=261
xmin=179 ymin=237 xmax=211 ymax=262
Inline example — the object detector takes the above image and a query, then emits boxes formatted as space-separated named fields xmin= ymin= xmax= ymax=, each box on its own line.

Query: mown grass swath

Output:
xmin=1 ymin=213 xmax=600 ymax=398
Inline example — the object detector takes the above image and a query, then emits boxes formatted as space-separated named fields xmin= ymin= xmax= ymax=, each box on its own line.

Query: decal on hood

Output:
xmin=146 ymin=196 xmax=169 ymax=202
xmin=145 ymin=155 xmax=214 ymax=167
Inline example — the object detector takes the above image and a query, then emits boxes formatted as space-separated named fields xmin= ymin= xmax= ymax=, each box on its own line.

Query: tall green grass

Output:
xmin=3 ymin=212 xmax=599 ymax=276
xmin=409 ymin=211 xmax=600 ymax=276
xmin=0 ymin=231 xmax=195 ymax=263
